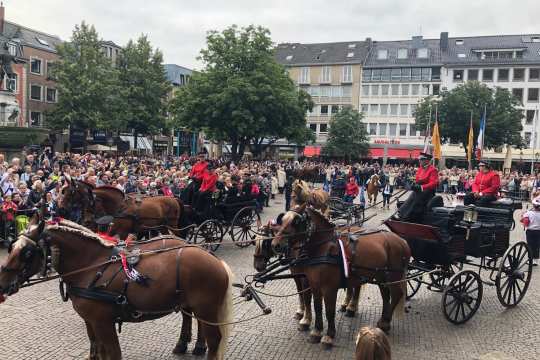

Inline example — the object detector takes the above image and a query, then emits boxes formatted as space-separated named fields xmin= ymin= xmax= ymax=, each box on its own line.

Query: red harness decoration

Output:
xmin=97 ymin=232 xmax=118 ymax=244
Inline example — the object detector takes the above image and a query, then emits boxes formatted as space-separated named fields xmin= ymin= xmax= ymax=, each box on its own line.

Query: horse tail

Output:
xmin=216 ymin=260 xmax=234 ymax=360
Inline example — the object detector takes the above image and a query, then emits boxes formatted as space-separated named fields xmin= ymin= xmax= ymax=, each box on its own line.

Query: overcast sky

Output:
xmin=8 ymin=0 xmax=540 ymax=69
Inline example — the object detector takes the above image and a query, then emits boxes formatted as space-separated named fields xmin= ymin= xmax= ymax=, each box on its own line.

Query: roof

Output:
xmin=442 ymin=34 xmax=540 ymax=66
xmin=101 ymin=40 xmax=122 ymax=49
xmin=164 ymin=64 xmax=193 ymax=85
xmin=364 ymin=37 xmax=443 ymax=68
xmin=275 ymin=41 xmax=370 ymax=66
xmin=3 ymin=21 xmax=62 ymax=53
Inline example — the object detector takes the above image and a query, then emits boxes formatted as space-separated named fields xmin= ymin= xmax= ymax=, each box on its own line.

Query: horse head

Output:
xmin=271 ymin=204 xmax=310 ymax=253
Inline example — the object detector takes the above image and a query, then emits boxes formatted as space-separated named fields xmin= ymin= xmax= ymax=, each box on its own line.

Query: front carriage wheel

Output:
xmin=193 ymin=220 xmax=223 ymax=252
xmin=406 ymin=266 xmax=423 ymax=300
xmin=495 ymin=242 xmax=533 ymax=308
xmin=231 ymin=207 xmax=262 ymax=248
xmin=441 ymin=270 xmax=483 ymax=325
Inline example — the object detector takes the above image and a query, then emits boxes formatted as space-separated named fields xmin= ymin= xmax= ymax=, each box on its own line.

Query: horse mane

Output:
xmin=306 ymin=206 xmax=334 ymax=229
xmin=293 ymin=179 xmax=311 ymax=203
xmin=45 ymin=218 xmax=115 ymax=248
xmin=94 ymin=185 xmax=125 ymax=198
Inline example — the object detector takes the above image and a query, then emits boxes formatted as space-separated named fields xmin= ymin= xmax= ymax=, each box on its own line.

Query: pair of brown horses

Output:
xmin=0 ymin=217 xmax=232 ymax=360
xmin=254 ymin=204 xmax=410 ymax=349
xmin=59 ymin=178 xmax=183 ymax=239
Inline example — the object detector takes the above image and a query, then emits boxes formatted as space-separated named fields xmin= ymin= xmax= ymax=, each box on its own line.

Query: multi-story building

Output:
xmin=102 ymin=40 xmax=122 ymax=65
xmin=275 ymin=41 xmax=371 ymax=151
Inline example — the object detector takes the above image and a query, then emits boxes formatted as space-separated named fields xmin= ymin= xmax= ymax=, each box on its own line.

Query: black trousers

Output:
xmin=526 ymin=230 xmax=540 ymax=259
xmin=285 ymin=194 xmax=291 ymax=211
xmin=186 ymin=179 xmax=202 ymax=205
xmin=463 ymin=193 xmax=497 ymax=206
xmin=398 ymin=189 xmax=435 ymax=223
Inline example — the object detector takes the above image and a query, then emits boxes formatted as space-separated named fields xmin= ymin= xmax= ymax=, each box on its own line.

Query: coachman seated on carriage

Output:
xmin=463 ymin=161 xmax=500 ymax=207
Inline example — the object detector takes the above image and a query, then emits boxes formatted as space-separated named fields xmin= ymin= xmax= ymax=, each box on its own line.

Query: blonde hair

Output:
xmin=355 ymin=327 xmax=391 ymax=360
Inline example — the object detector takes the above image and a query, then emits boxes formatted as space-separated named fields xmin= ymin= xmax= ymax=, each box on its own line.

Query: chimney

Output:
xmin=0 ymin=2 xmax=5 ymax=34
xmin=365 ymin=37 xmax=372 ymax=47
xmin=412 ymin=35 xmax=423 ymax=48
xmin=440 ymin=32 xmax=449 ymax=51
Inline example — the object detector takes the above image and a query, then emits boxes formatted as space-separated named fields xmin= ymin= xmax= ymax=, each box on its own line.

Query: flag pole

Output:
xmin=468 ymin=111 xmax=473 ymax=170
xmin=433 ymin=104 xmax=438 ymax=166
xmin=482 ymin=104 xmax=486 ymax=158
xmin=424 ymin=104 xmax=432 ymax=154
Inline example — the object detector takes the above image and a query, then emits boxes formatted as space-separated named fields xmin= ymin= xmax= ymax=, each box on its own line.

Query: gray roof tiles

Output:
xmin=4 ymin=21 xmax=62 ymax=53
xmin=275 ymin=41 xmax=370 ymax=66
xmin=364 ymin=38 xmax=443 ymax=68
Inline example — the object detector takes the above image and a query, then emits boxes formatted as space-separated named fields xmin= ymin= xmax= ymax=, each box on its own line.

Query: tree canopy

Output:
xmin=322 ymin=108 xmax=369 ymax=161
xmin=414 ymin=81 xmax=523 ymax=156
xmin=170 ymin=25 xmax=314 ymax=160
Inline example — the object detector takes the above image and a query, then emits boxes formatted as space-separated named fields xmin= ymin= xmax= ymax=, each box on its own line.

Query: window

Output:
xmin=410 ymin=104 xmax=418 ymax=115
xmin=46 ymin=61 xmax=54 ymax=79
xmin=390 ymin=104 xmax=398 ymax=116
xmin=399 ymin=124 xmax=407 ymax=136
xmin=432 ymin=68 xmax=441 ymax=81
xmin=433 ymin=84 xmax=440 ymax=96
xmin=362 ymin=85 xmax=370 ymax=96
xmin=391 ymin=84 xmax=400 ymax=96
xmin=320 ymin=105 xmax=329 ymax=115
xmin=381 ymin=85 xmax=389 ymax=96
xmin=30 ymin=84 xmax=42 ymax=101
xmin=528 ymin=88 xmax=539 ymax=102
xmin=524 ymin=132 xmax=532 ymax=148
xmin=361 ymin=104 xmax=368 ymax=113
xmin=401 ymin=84 xmax=409 ymax=96
xmin=348 ymin=44 xmax=356 ymax=49
xmin=342 ymin=85 xmax=352 ymax=97
xmin=397 ymin=48 xmax=408 ymax=59
xmin=453 ymin=70 xmax=464 ymax=81
xmin=417 ymin=48 xmax=429 ymax=58
xmin=377 ymin=49 xmax=388 ymax=60
xmin=36 ymin=37 xmax=49 ymax=46
xmin=286 ymin=55 xmax=293 ymax=61
xmin=530 ymin=68 xmax=540 ymax=81
xmin=46 ymin=88 xmax=57 ymax=103
xmin=458 ymin=53 xmax=467 ymax=58
xmin=533 ymin=37 xmax=540 ymax=43
xmin=498 ymin=69 xmax=510 ymax=82
xmin=363 ymin=69 xmax=372 ymax=82
xmin=455 ymin=39 xmax=464 ymax=45
xmin=309 ymin=124 xmax=317 ymax=132
xmin=411 ymin=84 xmax=420 ymax=95
xmin=401 ymin=68 xmax=411 ymax=81
xmin=391 ymin=68 xmax=401 ymax=81
xmin=370 ymin=104 xmax=380 ymax=116
xmin=321 ymin=66 xmax=331 ymax=83
xmin=331 ymin=105 xmax=339 ymax=114
xmin=411 ymin=68 xmax=421 ymax=81
xmin=421 ymin=84 xmax=430 ymax=95
xmin=6 ymin=74 xmax=17 ymax=93
xmin=7 ymin=43 xmax=16 ymax=56
xmin=368 ymin=123 xmax=377 ymax=135
xmin=30 ymin=58 xmax=42 ymax=74
xmin=381 ymin=69 xmax=391 ymax=81
xmin=299 ymin=67 xmax=310 ymax=84
xmin=371 ymin=69 xmax=381 ymax=81
xmin=320 ymin=123 xmax=328 ymax=133
xmin=347 ymin=52 xmax=354 ymax=58
xmin=389 ymin=123 xmax=397 ymax=136
xmin=483 ymin=69 xmax=494 ymax=81
xmin=514 ymin=68 xmax=525 ymax=81
xmin=371 ymin=85 xmax=380 ymax=96
xmin=468 ymin=69 xmax=479 ymax=81
xmin=342 ymin=65 xmax=353 ymax=83
xmin=30 ymin=112 xmax=42 ymax=127
xmin=380 ymin=104 xmax=388 ymax=116
xmin=421 ymin=68 xmax=431 ymax=81
xmin=526 ymin=110 xmax=536 ymax=124
xmin=379 ymin=123 xmax=387 ymax=136
xmin=400 ymin=104 xmax=409 ymax=116
xmin=512 ymin=88 xmax=524 ymax=103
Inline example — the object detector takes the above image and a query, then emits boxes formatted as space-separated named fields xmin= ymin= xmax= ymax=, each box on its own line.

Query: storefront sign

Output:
xmin=373 ymin=139 xmax=401 ymax=145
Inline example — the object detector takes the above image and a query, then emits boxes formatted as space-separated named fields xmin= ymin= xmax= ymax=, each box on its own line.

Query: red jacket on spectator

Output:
xmin=190 ymin=161 xmax=208 ymax=180
xmin=345 ymin=182 xmax=359 ymax=197
xmin=200 ymin=171 xmax=218 ymax=192
xmin=416 ymin=165 xmax=439 ymax=191
xmin=472 ymin=171 xmax=500 ymax=196
xmin=1 ymin=201 xmax=18 ymax=221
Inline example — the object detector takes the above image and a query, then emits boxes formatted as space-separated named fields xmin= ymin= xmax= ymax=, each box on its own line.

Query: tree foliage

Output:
xmin=415 ymin=81 xmax=523 ymax=156
xmin=322 ymin=108 xmax=369 ymax=161
xmin=170 ymin=25 xmax=314 ymax=160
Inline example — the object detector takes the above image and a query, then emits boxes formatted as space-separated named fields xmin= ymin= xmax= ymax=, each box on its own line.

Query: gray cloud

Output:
xmin=7 ymin=0 xmax=540 ymax=69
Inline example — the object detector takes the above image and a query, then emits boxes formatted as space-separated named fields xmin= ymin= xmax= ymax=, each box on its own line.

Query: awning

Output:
xmin=369 ymin=148 xmax=421 ymax=159
xmin=119 ymin=135 xmax=153 ymax=151
xmin=303 ymin=146 xmax=321 ymax=157
xmin=369 ymin=148 xmax=384 ymax=157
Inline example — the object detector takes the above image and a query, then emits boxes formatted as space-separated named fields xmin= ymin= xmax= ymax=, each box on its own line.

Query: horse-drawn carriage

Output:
xmin=327 ymin=197 xmax=365 ymax=225
xmin=385 ymin=196 xmax=532 ymax=324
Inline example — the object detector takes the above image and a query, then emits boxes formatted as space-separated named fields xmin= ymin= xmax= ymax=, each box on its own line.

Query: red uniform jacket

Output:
xmin=345 ymin=182 xmax=359 ymax=197
xmin=416 ymin=165 xmax=439 ymax=191
xmin=189 ymin=161 xmax=208 ymax=180
xmin=472 ymin=171 xmax=500 ymax=196
xmin=200 ymin=171 xmax=218 ymax=192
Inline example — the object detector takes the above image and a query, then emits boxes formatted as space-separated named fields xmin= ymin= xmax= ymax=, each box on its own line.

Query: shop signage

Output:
xmin=374 ymin=139 xmax=400 ymax=144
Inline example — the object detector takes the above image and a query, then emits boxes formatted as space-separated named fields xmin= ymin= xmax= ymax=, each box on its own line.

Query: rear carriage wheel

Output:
xmin=441 ymin=270 xmax=483 ymax=325
xmin=231 ymin=207 xmax=262 ymax=248
xmin=495 ymin=242 xmax=533 ymax=308
xmin=428 ymin=263 xmax=463 ymax=292
xmin=193 ymin=220 xmax=223 ymax=252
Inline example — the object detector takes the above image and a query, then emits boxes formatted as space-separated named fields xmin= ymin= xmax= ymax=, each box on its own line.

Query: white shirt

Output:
xmin=524 ymin=209 xmax=540 ymax=230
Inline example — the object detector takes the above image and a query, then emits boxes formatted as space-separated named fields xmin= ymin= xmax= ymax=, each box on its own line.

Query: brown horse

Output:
xmin=270 ymin=205 xmax=410 ymax=347
xmin=291 ymin=179 xmax=329 ymax=217
xmin=59 ymin=178 xmax=183 ymax=239
xmin=0 ymin=218 xmax=233 ymax=360
xmin=366 ymin=174 xmax=381 ymax=205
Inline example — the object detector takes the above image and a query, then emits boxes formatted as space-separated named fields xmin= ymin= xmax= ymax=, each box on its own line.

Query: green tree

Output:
xmin=117 ymin=35 xmax=171 ymax=149
xmin=47 ymin=22 xmax=122 ymax=138
xmin=322 ymin=108 xmax=369 ymax=161
xmin=170 ymin=25 xmax=313 ymax=160
xmin=415 ymin=81 xmax=523 ymax=157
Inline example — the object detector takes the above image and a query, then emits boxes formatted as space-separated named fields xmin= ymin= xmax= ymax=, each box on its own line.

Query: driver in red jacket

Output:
xmin=464 ymin=161 xmax=500 ymax=206
xmin=396 ymin=152 xmax=439 ymax=222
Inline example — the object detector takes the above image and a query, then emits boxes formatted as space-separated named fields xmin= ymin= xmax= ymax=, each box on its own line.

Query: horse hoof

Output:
xmin=339 ymin=305 xmax=347 ymax=312
xmin=294 ymin=312 xmax=304 ymax=320
xmin=298 ymin=323 xmax=310 ymax=332
xmin=321 ymin=336 xmax=334 ymax=350
xmin=172 ymin=342 xmax=188 ymax=354
xmin=192 ymin=346 xmax=207 ymax=356
xmin=377 ymin=321 xmax=391 ymax=334
xmin=309 ymin=335 xmax=322 ymax=344
xmin=345 ymin=309 xmax=356 ymax=318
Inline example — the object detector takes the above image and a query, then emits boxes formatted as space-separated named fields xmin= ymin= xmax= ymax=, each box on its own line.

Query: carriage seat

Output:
xmin=487 ymin=197 xmax=522 ymax=211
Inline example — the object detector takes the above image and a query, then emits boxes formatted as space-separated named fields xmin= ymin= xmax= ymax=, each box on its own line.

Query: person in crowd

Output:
xmin=196 ymin=163 xmax=218 ymax=216
xmin=382 ymin=179 xmax=393 ymax=210
xmin=284 ymin=176 xmax=293 ymax=211
xmin=521 ymin=196 xmax=540 ymax=266
xmin=271 ymin=173 xmax=279 ymax=200
xmin=464 ymin=161 xmax=500 ymax=206
xmin=344 ymin=176 xmax=359 ymax=203
xmin=355 ymin=326 xmax=391 ymax=360
xmin=277 ymin=166 xmax=286 ymax=194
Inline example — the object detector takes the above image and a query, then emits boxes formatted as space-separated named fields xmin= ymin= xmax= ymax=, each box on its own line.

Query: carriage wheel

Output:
xmin=406 ymin=266 xmax=423 ymax=300
xmin=184 ymin=225 xmax=197 ymax=244
xmin=495 ymin=242 xmax=533 ymax=308
xmin=231 ymin=207 xmax=262 ymax=248
xmin=441 ymin=270 xmax=483 ymax=325
xmin=353 ymin=207 xmax=365 ymax=225
xmin=193 ymin=220 xmax=223 ymax=252
xmin=428 ymin=263 xmax=463 ymax=292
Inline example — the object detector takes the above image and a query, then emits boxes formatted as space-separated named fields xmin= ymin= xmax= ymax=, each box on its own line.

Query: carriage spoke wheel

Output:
xmin=231 ymin=207 xmax=262 ymax=248
xmin=441 ymin=270 xmax=483 ymax=325
xmin=193 ymin=220 xmax=223 ymax=252
xmin=495 ymin=242 xmax=533 ymax=308
xmin=428 ymin=263 xmax=463 ymax=292
xmin=406 ymin=266 xmax=423 ymax=300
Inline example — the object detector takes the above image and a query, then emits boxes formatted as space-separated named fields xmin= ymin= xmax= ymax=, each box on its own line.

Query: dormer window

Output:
xmin=347 ymin=52 xmax=354 ymax=58
xmin=417 ymin=48 xmax=429 ymax=58
xmin=397 ymin=48 xmax=408 ymax=59
xmin=286 ymin=55 xmax=293 ymax=61
xmin=377 ymin=49 xmax=388 ymax=60
xmin=455 ymin=39 xmax=464 ymax=45
xmin=348 ymin=44 xmax=356 ymax=49
xmin=7 ymin=43 xmax=16 ymax=56
xmin=36 ymin=37 xmax=49 ymax=47
xmin=532 ymin=37 xmax=540 ymax=43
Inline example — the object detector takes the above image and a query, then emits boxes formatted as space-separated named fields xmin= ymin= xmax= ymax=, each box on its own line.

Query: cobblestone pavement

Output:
xmin=0 ymin=193 xmax=538 ymax=360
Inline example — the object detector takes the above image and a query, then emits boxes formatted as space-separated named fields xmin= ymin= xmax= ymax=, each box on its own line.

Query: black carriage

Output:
xmin=385 ymin=197 xmax=532 ymax=324
xmin=327 ymin=197 xmax=365 ymax=225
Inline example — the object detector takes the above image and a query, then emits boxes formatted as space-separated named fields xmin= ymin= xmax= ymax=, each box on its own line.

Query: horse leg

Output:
xmin=92 ymin=321 xmax=122 ymax=360
xmin=346 ymin=285 xmax=362 ymax=317
xmin=173 ymin=310 xmax=192 ymax=354
xmin=340 ymin=287 xmax=352 ymax=312
xmin=192 ymin=320 xmax=208 ymax=356
xmin=320 ymin=287 xmax=338 ymax=349
xmin=309 ymin=290 xmax=323 ymax=344
xmin=388 ymin=282 xmax=406 ymax=325
xmin=84 ymin=321 xmax=98 ymax=360
xmin=377 ymin=285 xmax=392 ymax=333
xmin=200 ymin=323 xmax=222 ymax=360
xmin=299 ymin=282 xmax=312 ymax=332
xmin=293 ymin=276 xmax=305 ymax=320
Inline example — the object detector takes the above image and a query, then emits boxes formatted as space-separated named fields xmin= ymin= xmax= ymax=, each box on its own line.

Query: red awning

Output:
xmin=369 ymin=148 xmax=421 ymax=159
xmin=369 ymin=148 xmax=384 ymax=157
xmin=303 ymin=146 xmax=321 ymax=157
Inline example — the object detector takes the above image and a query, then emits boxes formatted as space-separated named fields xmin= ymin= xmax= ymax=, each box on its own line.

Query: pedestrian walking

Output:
xmin=382 ymin=182 xmax=393 ymax=209
xmin=521 ymin=196 xmax=540 ymax=266
xmin=284 ymin=176 xmax=293 ymax=211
